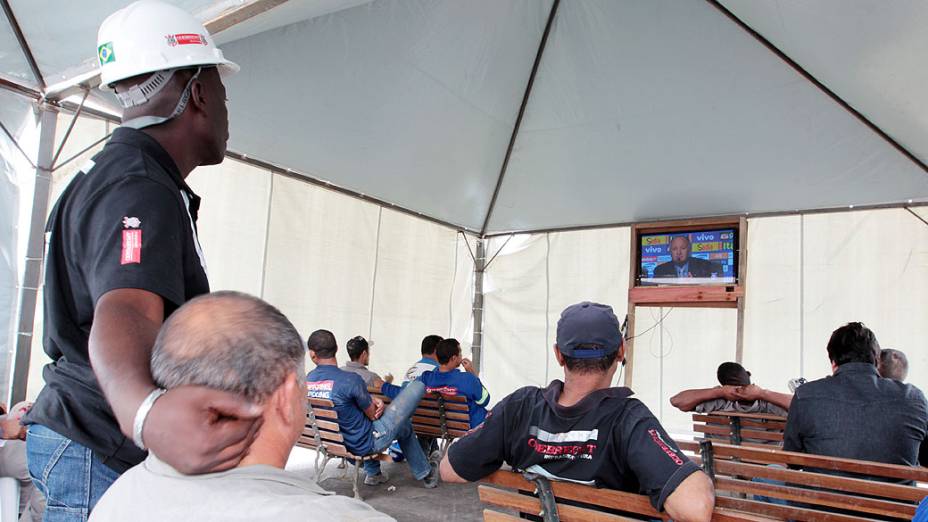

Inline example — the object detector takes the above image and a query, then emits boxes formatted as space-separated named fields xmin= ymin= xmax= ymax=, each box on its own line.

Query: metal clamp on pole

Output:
xmin=729 ymin=416 xmax=742 ymax=446
xmin=699 ymin=440 xmax=716 ymax=480
xmin=522 ymin=472 xmax=560 ymax=522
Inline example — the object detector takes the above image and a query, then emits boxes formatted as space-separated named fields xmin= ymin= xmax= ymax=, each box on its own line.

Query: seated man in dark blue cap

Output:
xmin=438 ymin=302 xmax=715 ymax=522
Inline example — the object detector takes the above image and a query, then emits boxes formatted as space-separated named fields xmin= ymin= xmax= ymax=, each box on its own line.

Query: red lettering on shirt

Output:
xmin=648 ymin=428 xmax=685 ymax=466
xmin=527 ymin=438 xmax=597 ymax=460
xmin=426 ymin=386 xmax=459 ymax=396
xmin=121 ymin=230 xmax=141 ymax=265
xmin=306 ymin=380 xmax=334 ymax=399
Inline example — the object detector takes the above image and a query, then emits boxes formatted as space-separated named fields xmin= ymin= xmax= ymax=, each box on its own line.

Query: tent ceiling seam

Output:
xmin=707 ymin=0 xmax=928 ymax=176
xmin=479 ymin=0 xmax=561 ymax=237
xmin=0 ymin=0 xmax=45 ymax=90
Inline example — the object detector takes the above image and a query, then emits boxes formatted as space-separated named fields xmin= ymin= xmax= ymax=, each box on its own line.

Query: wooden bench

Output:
xmin=296 ymin=397 xmax=390 ymax=499
xmin=692 ymin=411 xmax=786 ymax=447
xmin=368 ymin=385 xmax=470 ymax=461
xmin=478 ymin=469 xmax=774 ymax=521
xmin=679 ymin=439 xmax=928 ymax=521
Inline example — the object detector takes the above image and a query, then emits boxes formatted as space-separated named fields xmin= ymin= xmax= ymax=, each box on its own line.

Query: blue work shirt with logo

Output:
xmin=306 ymin=365 xmax=375 ymax=455
xmin=419 ymin=369 xmax=490 ymax=428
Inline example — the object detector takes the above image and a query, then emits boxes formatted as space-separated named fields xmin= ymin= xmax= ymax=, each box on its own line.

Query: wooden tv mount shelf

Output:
xmin=628 ymin=284 xmax=744 ymax=308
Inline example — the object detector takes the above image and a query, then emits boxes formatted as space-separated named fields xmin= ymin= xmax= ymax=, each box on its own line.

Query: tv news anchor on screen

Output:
xmin=653 ymin=236 xmax=724 ymax=278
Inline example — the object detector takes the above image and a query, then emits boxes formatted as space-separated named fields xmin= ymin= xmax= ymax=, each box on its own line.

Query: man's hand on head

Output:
xmin=719 ymin=385 xmax=741 ymax=402
xmin=384 ymin=373 xmax=394 ymax=384
xmin=733 ymin=384 xmax=763 ymax=402
xmin=142 ymin=385 xmax=263 ymax=474
xmin=461 ymin=358 xmax=478 ymax=376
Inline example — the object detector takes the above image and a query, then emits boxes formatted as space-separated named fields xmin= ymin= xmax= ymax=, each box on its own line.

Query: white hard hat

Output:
xmin=97 ymin=0 xmax=239 ymax=89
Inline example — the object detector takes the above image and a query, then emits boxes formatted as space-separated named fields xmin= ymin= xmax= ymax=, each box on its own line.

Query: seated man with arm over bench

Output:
xmin=439 ymin=301 xmax=715 ymax=522
xmin=90 ymin=291 xmax=391 ymax=521
xmin=419 ymin=338 xmax=490 ymax=428
xmin=306 ymin=330 xmax=440 ymax=488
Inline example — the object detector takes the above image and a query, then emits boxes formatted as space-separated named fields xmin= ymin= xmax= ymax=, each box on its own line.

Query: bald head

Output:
xmin=879 ymin=349 xmax=908 ymax=382
xmin=152 ymin=291 xmax=304 ymax=402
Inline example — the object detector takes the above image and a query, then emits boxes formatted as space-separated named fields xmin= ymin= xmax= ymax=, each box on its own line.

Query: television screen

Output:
xmin=639 ymin=228 xmax=737 ymax=285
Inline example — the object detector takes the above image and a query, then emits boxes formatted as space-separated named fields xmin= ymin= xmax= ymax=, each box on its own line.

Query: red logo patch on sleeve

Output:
xmin=121 ymin=229 xmax=142 ymax=264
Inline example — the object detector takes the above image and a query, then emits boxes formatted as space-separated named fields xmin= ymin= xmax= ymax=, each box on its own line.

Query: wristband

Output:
xmin=132 ymin=388 xmax=166 ymax=450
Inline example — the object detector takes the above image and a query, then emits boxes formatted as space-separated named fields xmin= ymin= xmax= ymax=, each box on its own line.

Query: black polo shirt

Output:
xmin=23 ymin=127 xmax=210 ymax=473
xmin=447 ymin=381 xmax=701 ymax=511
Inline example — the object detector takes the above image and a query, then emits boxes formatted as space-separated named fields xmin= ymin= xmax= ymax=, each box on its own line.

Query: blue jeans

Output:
xmin=26 ymin=424 xmax=121 ymax=522
xmin=362 ymin=380 xmax=431 ymax=480
xmin=752 ymin=464 xmax=790 ymax=506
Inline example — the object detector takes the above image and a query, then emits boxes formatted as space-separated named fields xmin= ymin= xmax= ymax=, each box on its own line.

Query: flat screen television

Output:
xmin=637 ymin=228 xmax=738 ymax=286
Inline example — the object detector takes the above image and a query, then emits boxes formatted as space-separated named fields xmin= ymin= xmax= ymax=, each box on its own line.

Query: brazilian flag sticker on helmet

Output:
xmin=98 ymin=42 xmax=115 ymax=65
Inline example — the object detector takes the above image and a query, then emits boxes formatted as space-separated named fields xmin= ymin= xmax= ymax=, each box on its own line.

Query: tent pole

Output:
xmin=8 ymin=102 xmax=57 ymax=405
xmin=470 ymin=239 xmax=486 ymax=373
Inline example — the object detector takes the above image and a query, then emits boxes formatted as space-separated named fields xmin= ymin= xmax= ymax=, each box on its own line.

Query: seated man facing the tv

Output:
xmin=439 ymin=302 xmax=714 ymax=522
xmin=306 ymin=330 xmax=439 ymax=488
xmin=653 ymin=236 xmax=723 ymax=278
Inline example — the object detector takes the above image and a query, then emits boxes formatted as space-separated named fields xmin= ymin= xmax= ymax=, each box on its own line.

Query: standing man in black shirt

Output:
xmin=23 ymin=2 xmax=262 ymax=519
xmin=439 ymin=302 xmax=714 ymax=521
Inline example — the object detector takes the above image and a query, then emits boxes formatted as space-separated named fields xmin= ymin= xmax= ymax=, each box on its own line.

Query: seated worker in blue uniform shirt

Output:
xmin=305 ymin=329 xmax=439 ymax=488
xmin=404 ymin=335 xmax=443 ymax=382
xmin=419 ymin=338 xmax=490 ymax=428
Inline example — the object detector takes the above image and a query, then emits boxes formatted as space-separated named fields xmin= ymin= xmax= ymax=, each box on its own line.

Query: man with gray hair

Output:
xmin=879 ymin=349 xmax=909 ymax=382
xmin=90 ymin=291 xmax=392 ymax=521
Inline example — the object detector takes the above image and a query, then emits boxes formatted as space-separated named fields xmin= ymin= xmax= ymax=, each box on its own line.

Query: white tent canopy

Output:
xmin=1 ymin=0 xmax=926 ymax=235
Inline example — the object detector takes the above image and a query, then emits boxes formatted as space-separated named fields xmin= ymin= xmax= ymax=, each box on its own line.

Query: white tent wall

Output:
xmin=481 ymin=208 xmax=928 ymax=434
xmin=186 ymin=159 xmax=272 ymax=297
xmin=370 ymin=209 xmax=475 ymax=379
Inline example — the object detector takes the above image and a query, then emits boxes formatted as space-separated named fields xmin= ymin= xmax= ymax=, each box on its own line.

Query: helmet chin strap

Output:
xmin=120 ymin=66 xmax=203 ymax=130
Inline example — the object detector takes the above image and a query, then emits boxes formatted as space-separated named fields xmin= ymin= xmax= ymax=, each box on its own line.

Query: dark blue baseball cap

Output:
xmin=556 ymin=301 xmax=623 ymax=358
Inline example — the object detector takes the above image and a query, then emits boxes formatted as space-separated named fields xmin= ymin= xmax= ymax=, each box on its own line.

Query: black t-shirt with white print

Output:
xmin=23 ymin=127 xmax=210 ymax=473
xmin=447 ymin=380 xmax=700 ymax=511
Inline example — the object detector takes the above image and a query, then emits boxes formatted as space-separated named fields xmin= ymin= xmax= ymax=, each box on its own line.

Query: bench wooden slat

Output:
xmin=411 ymin=423 xmax=469 ymax=438
xmin=713 ymin=460 xmax=926 ymax=503
xmin=482 ymin=509 xmax=524 ymax=522
xmin=700 ymin=411 xmax=788 ymax=421
xmin=695 ymin=414 xmax=787 ymax=430
xmin=715 ymin=496 xmax=879 ymax=522
xmin=411 ymin=414 xmax=471 ymax=431
xmin=694 ymin=424 xmax=784 ymax=442
xmin=714 ymin=476 xmax=916 ymax=519
xmin=706 ymin=443 xmax=928 ymax=483
xmin=478 ymin=485 xmax=641 ymax=522
xmin=308 ymin=408 xmax=338 ymax=420
xmin=368 ymin=388 xmax=468 ymax=404
xmin=419 ymin=398 xmax=470 ymax=412
xmin=306 ymin=418 xmax=340 ymax=432
xmin=412 ymin=407 xmax=471 ymax=422
xmin=308 ymin=397 xmax=335 ymax=408
xmin=482 ymin=471 xmax=662 ymax=519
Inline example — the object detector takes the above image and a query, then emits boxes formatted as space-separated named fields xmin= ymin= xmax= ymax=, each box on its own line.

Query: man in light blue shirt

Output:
xmin=404 ymin=335 xmax=443 ymax=382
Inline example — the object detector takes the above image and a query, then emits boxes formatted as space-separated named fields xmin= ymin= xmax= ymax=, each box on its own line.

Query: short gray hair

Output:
xmin=152 ymin=291 xmax=304 ymax=402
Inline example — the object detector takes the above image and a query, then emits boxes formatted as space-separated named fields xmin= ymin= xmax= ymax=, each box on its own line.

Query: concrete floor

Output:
xmin=285 ymin=446 xmax=485 ymax=521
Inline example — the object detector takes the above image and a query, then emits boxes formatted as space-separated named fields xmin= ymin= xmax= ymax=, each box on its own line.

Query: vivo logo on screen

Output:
xmin=695 ymin=233 xmax=715 ymax=241
xmin=643 ymin=246 xmax=663 ymax=254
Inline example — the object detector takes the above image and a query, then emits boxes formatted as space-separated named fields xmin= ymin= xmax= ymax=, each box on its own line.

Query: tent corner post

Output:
xmin=470 ymin=239 xmax=486 ymax=373
xmin=8 ymin=102 xmax=58 ymax=405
